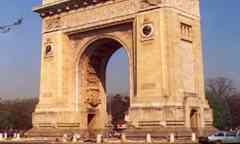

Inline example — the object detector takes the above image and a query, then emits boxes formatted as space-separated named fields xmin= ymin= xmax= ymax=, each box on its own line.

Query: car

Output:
xmin=199 ymin=130 xmax=240 ymax=144
xmin=224 ymin=130 xmax=240 ymax=144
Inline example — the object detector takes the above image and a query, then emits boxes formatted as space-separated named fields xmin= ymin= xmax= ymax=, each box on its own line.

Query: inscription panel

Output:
xmin=143 ymin=0 xmax=199 ymax=16
xmin=142 ymin=83 xmax=156 ymax=90
xmin=43 ymin=0 xmax=138 ymax=32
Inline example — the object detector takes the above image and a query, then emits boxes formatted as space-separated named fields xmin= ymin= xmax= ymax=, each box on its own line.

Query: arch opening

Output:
xmin=190 ymin=109 xmax=199 ymax=130
xmin=106 ymin=48 xmax=129 ymax=128
xmin=77 ymin=38 xmax=130 ymax=130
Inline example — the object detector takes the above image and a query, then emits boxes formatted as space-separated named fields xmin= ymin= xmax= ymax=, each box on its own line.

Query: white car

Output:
xmin=199 ymin=131 xmax=240 ymax=144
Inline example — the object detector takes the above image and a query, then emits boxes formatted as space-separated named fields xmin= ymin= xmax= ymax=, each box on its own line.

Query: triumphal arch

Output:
xmin=32 ymin=0 xmax=213 ymax=134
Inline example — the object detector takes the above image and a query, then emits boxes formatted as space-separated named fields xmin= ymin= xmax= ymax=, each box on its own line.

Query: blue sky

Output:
xmin=0 ymin=0 xmax=240 ymax=99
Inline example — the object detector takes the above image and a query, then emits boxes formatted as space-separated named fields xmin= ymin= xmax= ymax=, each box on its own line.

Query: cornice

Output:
xmin=33 ymin=0 xmax=112 ymax=17
xmin=34 ymin=0 xmax=199 ymax=18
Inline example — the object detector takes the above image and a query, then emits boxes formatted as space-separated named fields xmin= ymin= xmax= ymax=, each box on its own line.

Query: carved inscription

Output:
xmin=142 ymin=83 xmax=156 ymax=90
xmin=42 ymin=92 xmax=53 ymax=97
xmin=62 ymin=0 xmax=137 ymax=30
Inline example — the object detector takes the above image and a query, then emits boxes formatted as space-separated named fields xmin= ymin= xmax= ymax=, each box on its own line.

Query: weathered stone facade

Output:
xmin=32 ymin=0 xmax=213 ymax=132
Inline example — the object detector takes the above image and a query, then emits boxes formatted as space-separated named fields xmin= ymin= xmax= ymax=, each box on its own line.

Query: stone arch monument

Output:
xmin=32 ymin=0 xmax=213 ymax=134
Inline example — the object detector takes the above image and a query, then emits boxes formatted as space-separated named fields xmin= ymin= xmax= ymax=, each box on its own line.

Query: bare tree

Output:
xmin=206 ymin=77 xmax=236 ymax=129
xmin=0 ymin=18 xmax=23 ymax=33
xmin=207 ymin=77 xmax=236 ymax=99
xmin=228 ymin=95 xmax=240 ymax=128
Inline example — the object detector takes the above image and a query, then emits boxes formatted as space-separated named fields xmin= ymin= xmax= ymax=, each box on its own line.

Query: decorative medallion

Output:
xmin=141 ymin=23 xmax=154 ymax=40
xmin=44 ymin=38 xmax=54 ymax=58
